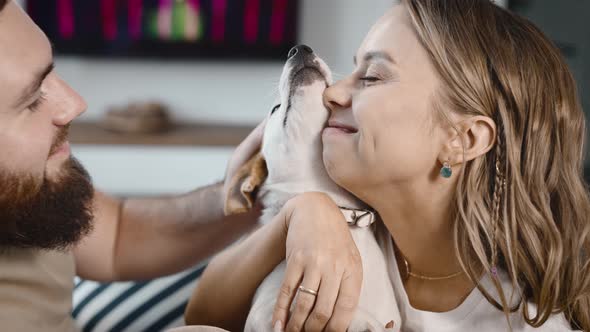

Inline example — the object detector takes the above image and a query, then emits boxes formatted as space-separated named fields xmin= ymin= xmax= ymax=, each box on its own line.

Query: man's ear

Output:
xmin=441 ymin=115 xmax=496 ymax=166
xmin=224 ymin=152 xmax=268 ymax=216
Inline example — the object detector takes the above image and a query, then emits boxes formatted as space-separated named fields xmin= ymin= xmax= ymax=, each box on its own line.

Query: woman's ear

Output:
xmin=440 ymin=115 xmax=496 ymax=166
xmin=224 ymin=152 xmax=268 ymax=216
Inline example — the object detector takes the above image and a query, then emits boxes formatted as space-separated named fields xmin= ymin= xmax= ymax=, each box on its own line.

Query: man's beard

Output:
xmin=0 ymin=129 xmax=94 ymax=251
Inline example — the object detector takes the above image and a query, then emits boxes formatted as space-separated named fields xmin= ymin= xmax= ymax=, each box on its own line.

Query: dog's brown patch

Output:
xmin=224 ymin=152 xmax=268 ymax=215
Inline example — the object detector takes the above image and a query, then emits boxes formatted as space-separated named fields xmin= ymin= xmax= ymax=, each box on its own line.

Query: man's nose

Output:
xmin=52 ymin=80 xmax=87 ymax=126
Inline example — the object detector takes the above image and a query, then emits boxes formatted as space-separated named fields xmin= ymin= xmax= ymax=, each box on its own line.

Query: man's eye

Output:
xmin=29 ymin=93 xmax=47 ymax=112
xmin=270 ymin=104 xmax=281 ymax=115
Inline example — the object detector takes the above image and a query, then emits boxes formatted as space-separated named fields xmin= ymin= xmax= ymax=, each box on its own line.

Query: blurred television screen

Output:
xmin=26 ymin=0 xmax=299 ymax=60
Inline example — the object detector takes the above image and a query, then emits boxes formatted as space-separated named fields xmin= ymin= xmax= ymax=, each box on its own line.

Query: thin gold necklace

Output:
xmin=402 ymin=257 xmax=464 ymax=281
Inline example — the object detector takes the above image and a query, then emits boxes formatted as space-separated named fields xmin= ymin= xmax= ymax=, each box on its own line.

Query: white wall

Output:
xmin=72 ymin=145 xmax=235 ymax=195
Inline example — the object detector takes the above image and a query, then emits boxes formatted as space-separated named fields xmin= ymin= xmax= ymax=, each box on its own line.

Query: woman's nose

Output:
xmin=323 ymin=78 xmax=353 ymax=112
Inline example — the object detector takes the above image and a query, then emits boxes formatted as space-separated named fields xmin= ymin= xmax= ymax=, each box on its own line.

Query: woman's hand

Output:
xmin=272 ymin=192 xmax=363 ymax=332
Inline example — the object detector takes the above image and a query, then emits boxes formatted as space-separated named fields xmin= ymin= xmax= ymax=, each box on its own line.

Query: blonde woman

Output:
xmin=186 ymin=0 xmax=590 ymax=331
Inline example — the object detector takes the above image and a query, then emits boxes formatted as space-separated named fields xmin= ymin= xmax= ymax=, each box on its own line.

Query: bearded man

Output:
xmin=0 ymin=1 xmax=263 ymax=330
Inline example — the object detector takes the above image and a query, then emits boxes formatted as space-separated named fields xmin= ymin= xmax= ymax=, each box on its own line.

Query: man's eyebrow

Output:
xmin=353 ymin=51 xmax=396 ymax=66
xmin=14 ymin=60 xmax=55 ymax=108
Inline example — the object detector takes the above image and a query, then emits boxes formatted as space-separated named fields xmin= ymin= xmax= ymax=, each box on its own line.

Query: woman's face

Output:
xmin=322 ymin=5 xmax=447 ymax=198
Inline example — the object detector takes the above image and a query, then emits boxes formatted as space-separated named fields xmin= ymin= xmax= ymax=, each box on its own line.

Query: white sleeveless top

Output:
xmin=378 ymin=231 xmax=580 ymax=332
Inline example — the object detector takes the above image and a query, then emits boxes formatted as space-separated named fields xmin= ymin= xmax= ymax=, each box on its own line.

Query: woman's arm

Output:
xmin=184 ymin=207 xmax=288 ymax=331
xmin=185 ymin=193 xmax=363 ymax=332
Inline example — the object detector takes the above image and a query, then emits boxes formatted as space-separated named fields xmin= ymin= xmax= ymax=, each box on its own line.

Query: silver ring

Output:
xmin=298 ymin=285 xmax=318 ymax=296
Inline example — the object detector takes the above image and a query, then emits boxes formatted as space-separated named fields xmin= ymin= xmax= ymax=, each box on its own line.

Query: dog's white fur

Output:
xmin=244 ymin=50 xmax=401 ymax=332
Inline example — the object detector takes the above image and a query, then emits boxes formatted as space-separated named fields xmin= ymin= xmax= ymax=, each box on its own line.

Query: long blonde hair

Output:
xmin=403 ymin=0 xmax=590 ymax=329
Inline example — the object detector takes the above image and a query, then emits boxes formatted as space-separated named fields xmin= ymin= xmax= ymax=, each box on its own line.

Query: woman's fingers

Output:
xmin=273 ymin=193 xmax=364 ymax=332
xmin=284 ymin=268 xmax=321 ymax=332
xmin=303 ymin=271 xmax=342 ymax=332
xmin=325 ymin=266 xmax=363 ymax=332
xmin=272 ymin=254 xmax=304 ymax=330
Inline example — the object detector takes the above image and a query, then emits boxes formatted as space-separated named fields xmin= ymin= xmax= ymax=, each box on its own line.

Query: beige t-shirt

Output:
xmin=0 ymin=248 xmax=77 ymax=332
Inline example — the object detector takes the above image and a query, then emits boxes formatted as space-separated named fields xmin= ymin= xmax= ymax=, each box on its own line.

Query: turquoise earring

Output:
xmin=440 ymin=161 xmax=452 ymax=178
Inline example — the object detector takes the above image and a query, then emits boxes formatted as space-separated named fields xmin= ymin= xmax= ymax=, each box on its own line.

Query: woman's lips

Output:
xmin=324 ymin=121 xmax=358 ymax=134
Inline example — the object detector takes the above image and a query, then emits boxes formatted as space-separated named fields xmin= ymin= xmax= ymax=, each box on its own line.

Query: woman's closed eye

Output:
xmin=358 ymin=63 xmax=396 ymax=87
xmin=359 ymin=75 xmax=384 ymax=88
xmin=360 ymin=76 xmax=381 ymax=83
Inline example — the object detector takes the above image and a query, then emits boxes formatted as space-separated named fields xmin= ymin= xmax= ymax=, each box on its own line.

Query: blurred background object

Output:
xmin=26 ymin=0 xmax=298 ymax=60
xmin=103 ymin=101 xmax=171 ymax=134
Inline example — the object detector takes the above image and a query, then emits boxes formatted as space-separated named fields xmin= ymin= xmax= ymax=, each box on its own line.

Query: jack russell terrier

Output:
xmin=224 ymin=45 xmax=401 ymax=332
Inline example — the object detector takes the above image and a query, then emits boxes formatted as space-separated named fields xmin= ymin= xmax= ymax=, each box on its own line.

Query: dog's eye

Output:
xmin=270 ymin=104 xmax=281 ymax=115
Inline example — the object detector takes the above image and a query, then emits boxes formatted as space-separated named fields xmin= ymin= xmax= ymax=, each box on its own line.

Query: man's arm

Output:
xmin=74 ymin=185 xmax=259 ymax=281
xmin=74 ymin=121 xmax=266 ymax=281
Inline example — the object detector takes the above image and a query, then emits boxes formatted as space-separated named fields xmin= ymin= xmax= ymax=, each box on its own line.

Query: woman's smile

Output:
xmin=322 ymin=120 xmax=358 ymax=137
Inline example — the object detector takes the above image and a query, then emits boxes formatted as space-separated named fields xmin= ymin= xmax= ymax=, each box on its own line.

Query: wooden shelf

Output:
xmin=69 ymin=121 xmax=255 ymax=146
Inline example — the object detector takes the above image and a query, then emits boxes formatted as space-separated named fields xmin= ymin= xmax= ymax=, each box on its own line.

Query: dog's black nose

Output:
xmin=288 ymin=45 xmax=314 ymax=59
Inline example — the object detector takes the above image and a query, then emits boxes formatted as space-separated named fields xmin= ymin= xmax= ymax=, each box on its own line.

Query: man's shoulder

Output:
xmin=0 ymin=247 xmax=74 ymax=265
xmin=0 ymin=249 xmax=77 ymax=332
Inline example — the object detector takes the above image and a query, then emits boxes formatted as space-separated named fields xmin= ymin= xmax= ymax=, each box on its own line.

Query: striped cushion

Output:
xmin=72 ymin=261 xmax=207 ymax=332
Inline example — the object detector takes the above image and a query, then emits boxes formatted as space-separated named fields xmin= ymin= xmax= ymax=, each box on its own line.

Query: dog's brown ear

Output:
xmin=224 ymin=152 xmax=268 ymax=216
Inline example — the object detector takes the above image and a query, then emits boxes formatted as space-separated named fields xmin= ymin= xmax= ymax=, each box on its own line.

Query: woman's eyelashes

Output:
xmin=358 ymin=71 xmax=387 ymax=87
xmin=28 ymin=92 xmax=47 ymax=112
xmin=357 ymin=63 xmax=396 ymax=87
xmin=360 ymin=76 xmax=381 ymax=85
xmin=359 ymin=73 xmax=385 ymax=87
